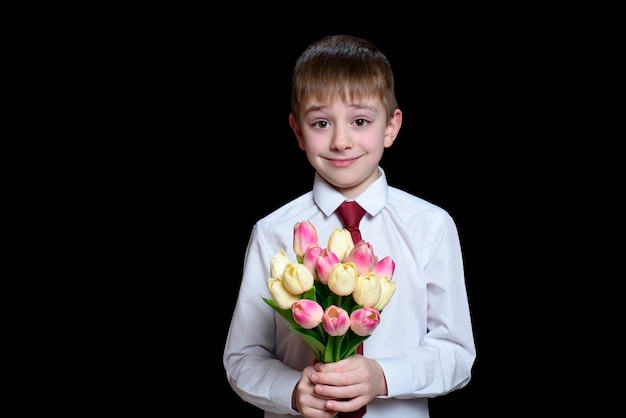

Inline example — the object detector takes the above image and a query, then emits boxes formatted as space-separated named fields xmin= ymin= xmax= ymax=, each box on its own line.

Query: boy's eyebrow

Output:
xmin=348 ymin=102 xmax=378 ymax=112
xmin=303 ymin=101 xmax=379 ymax=116
xmin=301 ymin=104 xmax=326 ymax=118
xmin=304 ymin=104 xmax=327 ymax=113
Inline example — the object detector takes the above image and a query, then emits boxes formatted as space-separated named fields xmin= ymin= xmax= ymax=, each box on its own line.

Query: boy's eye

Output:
xmin=314 ymin=121 xmax=329 ymax=128
xmin=354 ymin=119 xmax=367 ymax=127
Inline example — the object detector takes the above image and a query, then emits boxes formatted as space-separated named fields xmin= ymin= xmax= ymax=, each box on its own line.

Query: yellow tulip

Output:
xmin=282 ymin=263 xmax=315 ymax=295
xmin=327 ymin=227 xmax=354 ymax=262
xmin=374 ymin=276 xmax=397 ymax=311
xmin=352 ymin=272 xmax=382 ymax=308
xmin=327 ymin=262 xmax=357 ymax=296
xmin=267 ymin=277 xmax=299 ymax=309
xmin=270 ymin=249 xmax=292 ymax=279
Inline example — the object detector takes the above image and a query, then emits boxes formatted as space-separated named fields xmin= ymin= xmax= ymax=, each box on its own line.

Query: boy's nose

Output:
xmin=330 ymin=127 xmax=353 ymax=150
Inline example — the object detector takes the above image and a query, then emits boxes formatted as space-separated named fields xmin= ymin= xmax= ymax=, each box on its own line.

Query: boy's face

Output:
xmin=290 ymin=97 xmax=401 ymax=199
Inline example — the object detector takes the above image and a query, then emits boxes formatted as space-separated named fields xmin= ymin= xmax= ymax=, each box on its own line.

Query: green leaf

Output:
xmin=324 ymin=336 xmax=336 ymax=363
xmin=291 ymin=328 xmax=326 ymax=362
xmin=340 ymin=332 xmax=369 ymax=359
xmin=262 ymin=297 xmax=298 ymax=328
xmin=302 ymin=287 xmax=316 ymax=301
xmin=334 ymin=333 xmax=346 ymax=361
xmin=315 ymin=283 xmax=331 ymax=307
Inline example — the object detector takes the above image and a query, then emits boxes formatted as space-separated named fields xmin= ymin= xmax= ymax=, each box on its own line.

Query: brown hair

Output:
xmin=290 ymin=35 xmax=399 ymax=120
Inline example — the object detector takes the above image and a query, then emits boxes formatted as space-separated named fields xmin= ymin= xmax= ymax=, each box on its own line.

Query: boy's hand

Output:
xmin=294 ymin=362 xmax=341 ymax=418
xmin=310 ymin=355 xmax=387 ymax=414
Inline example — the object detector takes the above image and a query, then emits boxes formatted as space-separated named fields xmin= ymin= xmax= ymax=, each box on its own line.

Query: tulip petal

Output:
xmin=293 ymin=221 xmax=319 ymax=263
xmin=322 ymin=305 xmax=350 ymax=336
xmin=373 ymin=255 xmax=395 ymax=280
xmin=327 ymin=262 xmax=357 ymax=296
xmin=346 ymin=241 xmax=377 ymax=277
xmin=352 ymin=273 xmax=382 ymax=308
xmin=292 ymin=299 xmax=324 ymax=329
xmin=328 ymin=227 xmax=354 ymax=262
xmin=282 ymin=263 xmax=315 ymax=295
xmin=350 ymin=307 xmax=381 ymax=336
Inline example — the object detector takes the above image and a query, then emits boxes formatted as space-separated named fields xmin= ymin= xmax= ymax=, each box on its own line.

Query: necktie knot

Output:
xmin=336 ymin=201 xmax=366 ymax=244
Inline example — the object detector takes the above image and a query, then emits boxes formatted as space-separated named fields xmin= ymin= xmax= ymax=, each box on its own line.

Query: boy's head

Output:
xmin=290 ymin=35 xmax=399 ymax=122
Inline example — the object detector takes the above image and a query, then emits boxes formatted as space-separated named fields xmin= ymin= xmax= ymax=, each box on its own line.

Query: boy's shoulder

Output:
xmin=387 ymin=185 xmax=449 ymax=214
xmin=256 ymin=191 xmax=316 ymax=226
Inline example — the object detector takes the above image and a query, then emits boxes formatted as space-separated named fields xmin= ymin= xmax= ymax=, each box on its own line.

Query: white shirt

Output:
xmin=223 ymin=168 xmax=476 ymax=417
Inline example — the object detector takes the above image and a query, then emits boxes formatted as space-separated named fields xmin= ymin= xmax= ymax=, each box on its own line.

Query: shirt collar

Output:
xmin=313 ymin=167 xmax=388 ymax=217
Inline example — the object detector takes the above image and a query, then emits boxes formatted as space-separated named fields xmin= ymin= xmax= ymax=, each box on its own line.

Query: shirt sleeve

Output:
xmin=222 ymin=224 xmax=302 ymax=415
xmin=374 ymin=212 xmax=475 ymax=399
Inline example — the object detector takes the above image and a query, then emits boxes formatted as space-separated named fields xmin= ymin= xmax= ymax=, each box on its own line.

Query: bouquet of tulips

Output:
xmin=262 ymin=220 xmax=396 ymax=363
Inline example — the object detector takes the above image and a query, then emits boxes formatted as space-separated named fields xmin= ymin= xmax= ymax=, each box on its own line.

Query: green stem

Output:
xmin=317 ymin=323 xmax=327 ymax=344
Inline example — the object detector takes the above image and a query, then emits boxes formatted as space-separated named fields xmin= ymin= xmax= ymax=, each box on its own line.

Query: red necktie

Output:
xmin=335 ymin=201 xmax=367 ymax=418
xmin=335 ymin=201 xmax=366 ymax=244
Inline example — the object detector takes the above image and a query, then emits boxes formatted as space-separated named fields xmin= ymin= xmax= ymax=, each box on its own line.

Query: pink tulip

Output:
xmin=346 ymin=241 xmax=377 ymax=276
xmin=322 ymin=305 xmax=350 ymax=336
xmin=292 ymin=299 xmax=324 ymax=329
xmin=373 ymin=256 xmax=395 ymax=280
xmin=302 ymin=245 xmax=323 ymax=278
xmin=349 ymin=308 xmax=381 ymax=336
xmin=315 ymin=249 xmax=340 ymax=285
xmin=293 ymin=221 xmax=319 ymax=263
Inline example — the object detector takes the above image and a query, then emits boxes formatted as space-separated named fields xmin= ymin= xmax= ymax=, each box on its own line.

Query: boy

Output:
xmin=223 ymin=34 xmax=476 ymax=418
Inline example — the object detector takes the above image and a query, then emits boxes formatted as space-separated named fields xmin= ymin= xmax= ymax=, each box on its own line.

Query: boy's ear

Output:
xmin=289 ymin=113 xmax=306 ymax=150
xmin=384 ymin=109 xmax=403 ymax=148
